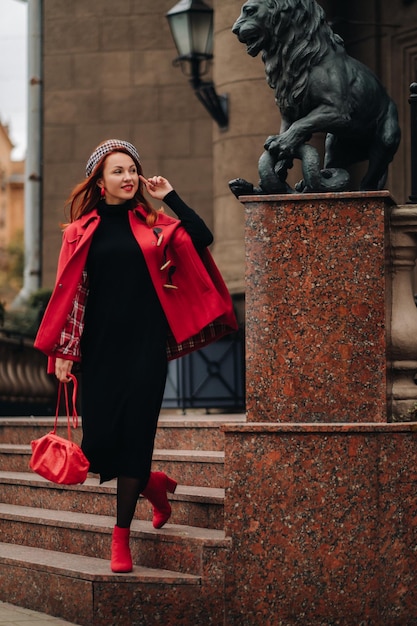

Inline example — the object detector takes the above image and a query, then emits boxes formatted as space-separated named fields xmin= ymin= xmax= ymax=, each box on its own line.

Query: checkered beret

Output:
xmin=85 ymin=139 xmax=141 ymax=177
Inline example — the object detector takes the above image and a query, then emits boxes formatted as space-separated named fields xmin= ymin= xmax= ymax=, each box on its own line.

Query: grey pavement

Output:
xmin=0 ymin=602 xmax=77 ymax=625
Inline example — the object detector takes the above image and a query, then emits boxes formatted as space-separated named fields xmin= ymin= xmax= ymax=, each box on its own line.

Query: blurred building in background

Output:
xmin=0 ymin=121 xmax=24 ymax=249
xmin=0 ymin=120 xmax=24 ymax=305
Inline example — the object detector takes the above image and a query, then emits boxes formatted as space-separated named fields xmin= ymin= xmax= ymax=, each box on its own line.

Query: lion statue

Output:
xmin=229 ymin=0 xmax=401 ymax=196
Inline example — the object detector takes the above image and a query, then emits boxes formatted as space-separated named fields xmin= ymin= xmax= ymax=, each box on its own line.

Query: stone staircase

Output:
xmin=0 ymin=411 xmax=245 ymax=625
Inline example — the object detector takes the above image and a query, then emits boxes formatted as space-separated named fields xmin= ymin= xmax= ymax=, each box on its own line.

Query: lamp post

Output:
xmin=166 ymin=0 xmax=228 ymax=130
xmin=409 ymin=83 xmax=417 ymax=203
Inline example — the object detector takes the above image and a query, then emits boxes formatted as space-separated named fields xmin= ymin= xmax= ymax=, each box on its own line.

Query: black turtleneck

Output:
xmin=78 ymin=193 xmax=212 ymax=481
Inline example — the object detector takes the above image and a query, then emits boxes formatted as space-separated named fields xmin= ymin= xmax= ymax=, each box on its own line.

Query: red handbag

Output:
xmin=29 ymin=373 xmax=90 ymax=485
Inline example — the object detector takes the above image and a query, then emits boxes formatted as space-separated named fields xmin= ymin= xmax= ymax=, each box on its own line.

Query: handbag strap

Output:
xmin=54 ymin=373 xmax=79 ymax=441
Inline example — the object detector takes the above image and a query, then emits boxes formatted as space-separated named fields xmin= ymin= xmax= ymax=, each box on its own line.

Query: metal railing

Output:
xmin=163 ymin=330 xmax=245 ymax=413
xmin=0 ymin=327 xmax=245 ymax=416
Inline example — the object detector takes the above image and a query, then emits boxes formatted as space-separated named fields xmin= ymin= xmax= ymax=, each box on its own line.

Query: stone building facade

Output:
xmin=40 ymin=0 xmax=417 ymax=323
xmin=0 ymin=122 xmax=24 ymax=249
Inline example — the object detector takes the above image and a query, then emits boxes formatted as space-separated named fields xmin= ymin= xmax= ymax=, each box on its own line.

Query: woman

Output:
xmin=35 ymin=139 xmax=237 ymax=573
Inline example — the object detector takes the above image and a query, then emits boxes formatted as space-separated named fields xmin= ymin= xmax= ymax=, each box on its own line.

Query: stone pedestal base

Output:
xmin=223 ymin=422 xmax=417 ymax=625
xmin=244 ymin=192 xmax=393 ymax=422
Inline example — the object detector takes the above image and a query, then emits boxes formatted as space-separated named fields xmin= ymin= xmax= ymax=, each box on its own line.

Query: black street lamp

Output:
xmin=409 ymin=83 xmax=417 ymax=203
xmin=166 ymin=0 xmax=228 ymax=130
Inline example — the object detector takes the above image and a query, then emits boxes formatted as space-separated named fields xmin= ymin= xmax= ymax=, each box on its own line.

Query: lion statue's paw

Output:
xmin=229 ymin=178 xmax=255 ymax=198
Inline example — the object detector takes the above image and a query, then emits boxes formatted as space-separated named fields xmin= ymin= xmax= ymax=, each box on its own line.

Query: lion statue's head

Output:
xmin=232 ymin=0 xmax=344 ymax=118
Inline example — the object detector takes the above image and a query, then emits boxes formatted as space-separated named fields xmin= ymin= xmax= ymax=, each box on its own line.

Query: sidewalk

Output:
xmin=0 ymin=601 xmax=77 ymax=625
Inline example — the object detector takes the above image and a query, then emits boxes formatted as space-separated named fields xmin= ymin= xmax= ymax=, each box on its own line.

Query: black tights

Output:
xmin=116 ymin=476 xmax=147 ymax=528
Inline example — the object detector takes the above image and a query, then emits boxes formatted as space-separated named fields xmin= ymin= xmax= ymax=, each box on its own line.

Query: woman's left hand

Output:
xmin=139 ymin=175 xmax=173 ymax=200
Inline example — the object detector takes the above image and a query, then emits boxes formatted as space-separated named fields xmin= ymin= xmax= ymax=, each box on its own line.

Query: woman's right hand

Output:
xmin=55 ymin=357 xmax=73 ymax=382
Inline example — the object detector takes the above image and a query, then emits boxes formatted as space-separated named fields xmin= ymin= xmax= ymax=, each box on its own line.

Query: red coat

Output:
xmin=35 ymin=205 xmax=237 ymax=370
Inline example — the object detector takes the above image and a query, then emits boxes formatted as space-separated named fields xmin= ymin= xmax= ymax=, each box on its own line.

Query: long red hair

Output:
xmin=65 ymin=148 xmax=159 ymax=227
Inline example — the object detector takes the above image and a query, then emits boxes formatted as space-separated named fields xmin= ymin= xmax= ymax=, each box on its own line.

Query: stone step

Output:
xmin=0 ymin=417 xmax=84 ymax=445
xmin=0 ymin=504 xmax=229 ymax=577
xmin=0 ymin=413 xmax=245 ymax=450
xmin=153 ymin=449 xmax=224 ymax=488
xmin=0 ymin=542 xmax=225 ymax=625
xmin=0 ymin=472 xmax=225 ymax=530
xmin=155 ymin=413 xmax=244 ymax=451
xmin=0 ymin=444 xmax=28 ymax=471
xmin=0 ymin=412 xmax=238 ymax=622
xmin=0 ymin=444 xmax=225 ymax=488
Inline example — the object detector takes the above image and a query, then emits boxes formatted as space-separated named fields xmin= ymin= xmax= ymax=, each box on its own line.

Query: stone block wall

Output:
xmin=42 ymin=0 xmax=214 ymax=286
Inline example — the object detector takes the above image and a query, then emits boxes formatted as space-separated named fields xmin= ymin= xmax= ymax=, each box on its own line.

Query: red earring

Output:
xmin=100 ymin=187 xmax=105 ymax=198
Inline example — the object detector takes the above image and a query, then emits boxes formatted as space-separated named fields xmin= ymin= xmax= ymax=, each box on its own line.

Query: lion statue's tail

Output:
xmin=257 ymin=143 xmax=350 ymax=194
xmin=294 ymin=144 xmax=350 ymax=192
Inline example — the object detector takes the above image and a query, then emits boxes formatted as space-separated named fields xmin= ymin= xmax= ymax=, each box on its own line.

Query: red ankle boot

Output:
xmin=141 ymin=471 xmax=177 ymax=529
xmin=111 ymin=525 xmax=133 ymax=573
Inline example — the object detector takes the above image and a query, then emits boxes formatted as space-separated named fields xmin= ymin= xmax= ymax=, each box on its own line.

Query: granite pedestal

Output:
xmin=244 ymin=191 xmax=392 ymax=423
xmin=224 ymin=193 xmax=417 ymax=625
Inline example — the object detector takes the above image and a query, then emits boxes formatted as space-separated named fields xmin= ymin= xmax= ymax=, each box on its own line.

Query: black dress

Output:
xmin=80 ymin=191 xmax=213 ymax=485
